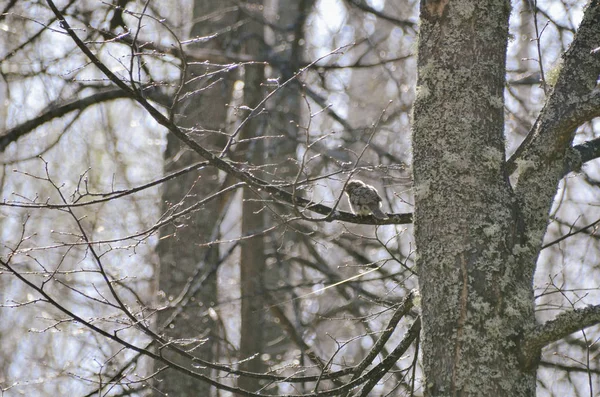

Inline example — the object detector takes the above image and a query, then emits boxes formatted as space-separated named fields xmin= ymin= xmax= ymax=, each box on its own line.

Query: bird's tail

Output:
xmin=371 ymin=207 xmax=388 ymax=220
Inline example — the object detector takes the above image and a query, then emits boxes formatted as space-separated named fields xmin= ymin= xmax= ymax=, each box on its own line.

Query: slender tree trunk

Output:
xmin=237 ymin=2 xmax=314 ymax=392
xmin=260 ymin=2 xmax=314 ymax=391
xmin=412 ymin=1 xmax=536 ymax=395
xmin=238 ymin=0 xmax=268 ymax=391
xmin=155 ymin=2 xmax=235 ymax=395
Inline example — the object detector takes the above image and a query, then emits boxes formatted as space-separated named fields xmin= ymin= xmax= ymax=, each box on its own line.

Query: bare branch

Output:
xmin=0 ymin=89 xmax=126 ymax=152
xmin=344 ymin=0 xmax=416 ymax=30
xmin=575 ymin=128 xmax=600 ymax=166
xmin=509 ymin=2 xmax=600 ymax=174
xmin=0 ymin=0 xmax=18 ymax=22
xmin=522 ymin=305 xmax=600 ymax=366
xmin=351 ymin=291 xmax=415 ymax=379
xmin=512 ymin=1 xmax=600 ymax=270
xmin=44 ymin=0 xmax=411 ymax=226
xmin=357 ymin=317 xmax=421 ymax=396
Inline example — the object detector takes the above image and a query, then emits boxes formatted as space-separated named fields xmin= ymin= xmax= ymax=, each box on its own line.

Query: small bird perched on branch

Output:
xmin=344 ymin=179 xmax=388 ymax=220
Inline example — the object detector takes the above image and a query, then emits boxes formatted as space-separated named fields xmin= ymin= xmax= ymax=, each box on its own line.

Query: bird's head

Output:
xmin=345 ymin=180 xmax=365 ymax=193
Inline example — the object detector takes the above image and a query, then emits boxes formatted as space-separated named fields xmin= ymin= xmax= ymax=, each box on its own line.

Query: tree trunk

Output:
xmin=261 ymin=0 xmax=311 ymax=368
xmin=238 ymin=0 xmax=268 ymax=391
xmin=155 ymin=2 xmax=235 ymax=395
xmin=412 ymin=1 xmax=536 ymax=395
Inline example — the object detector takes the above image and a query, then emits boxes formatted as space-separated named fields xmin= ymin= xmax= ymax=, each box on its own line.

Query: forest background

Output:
xmin=1 ymin=0 xmax=600 ymax=396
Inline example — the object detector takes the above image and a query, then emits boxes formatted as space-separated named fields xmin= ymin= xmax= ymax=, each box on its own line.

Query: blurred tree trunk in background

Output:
xmin=237 ymin=0 xmax=268 ymax=391
xmin=262 ymin=0 xmax=314 ymax=376
xmin=155 ymin=2 xmax=235 ymax=395
xmin=4 ymin=1 xmax=600 ymax=396
xmin=236 ymin=2 xmax=314 ymax=391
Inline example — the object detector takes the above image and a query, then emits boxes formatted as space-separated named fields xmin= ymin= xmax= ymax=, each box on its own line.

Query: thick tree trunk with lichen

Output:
xmin=412 ymin=1 xmax=536 ymax=395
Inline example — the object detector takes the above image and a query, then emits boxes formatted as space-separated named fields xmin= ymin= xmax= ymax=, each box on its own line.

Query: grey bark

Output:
xmin=514 ymin=1 xmax=600 ymax=261
xmin=413 ymin=1 xmax=600 ymax=395
xmin=512 ymin=0 xmax=600 ymax=368
xmin=154 ymin=2 xmax=235 ymax=395
xmin=261 ymin=0 xmax=313 ymax=370
xmin=238 ymin=1 xmax=268 ymax=390
xmin=412 ymin=1 xmax=536 ymax=395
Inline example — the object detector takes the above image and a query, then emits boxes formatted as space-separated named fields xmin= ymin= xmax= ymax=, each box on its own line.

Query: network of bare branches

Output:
xmin=0 ymin=0 xmax=599 ymax=396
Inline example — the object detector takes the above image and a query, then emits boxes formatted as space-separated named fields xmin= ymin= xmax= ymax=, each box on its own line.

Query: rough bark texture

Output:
xmin=510 ymin=0 xmax=600 ymax=369
xmin=514 ymin=1 xmax=600 ymax=270
xmin=412 ymin=1 xmax=536 ymax=395
xmin=155 ymin=2 xmax=235 ymax=395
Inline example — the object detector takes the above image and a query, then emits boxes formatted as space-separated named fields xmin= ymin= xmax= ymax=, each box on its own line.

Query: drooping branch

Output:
xmin=0 ymin=257 xmax=265 ymax=397
xmin=0 ymin=161 xmax=209 ymax=209
xmin=0 ymin=87 xmax=172 ymax=152
xmin=267 ymin=301 xmax=331 ymax=374
xmin=0 ymin=89 xmax=126 ymax=151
